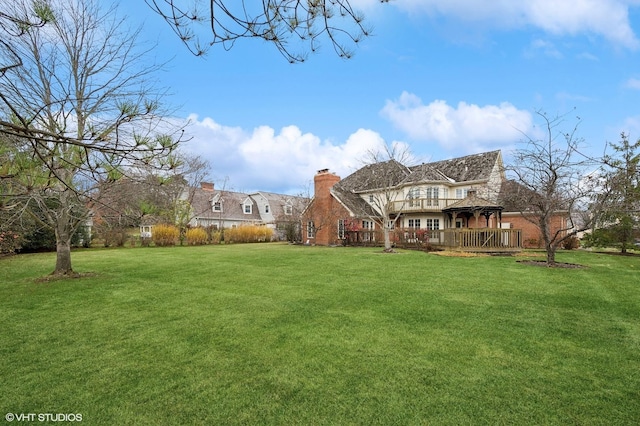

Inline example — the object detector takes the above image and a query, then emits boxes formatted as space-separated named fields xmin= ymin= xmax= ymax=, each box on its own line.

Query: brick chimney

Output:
xmin=201 ymin=181 xmax=214 ymax=192
xmin=314 ymin=169 xmax=340 ymax=199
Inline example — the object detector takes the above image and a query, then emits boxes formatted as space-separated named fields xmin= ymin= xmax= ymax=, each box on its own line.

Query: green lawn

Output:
xmin=1 ymin=244 xmax=638 ymax=425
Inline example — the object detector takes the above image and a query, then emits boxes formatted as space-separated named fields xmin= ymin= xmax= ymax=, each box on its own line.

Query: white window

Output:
xmin=338 ymin=219 xmax=346 ymax=239
xmin=361 ymin=220 xmax=374 ymax=241
xmin=425 ymin=187 xmax=439 ymax=206
xmin=213 ymin=202 xmax=222 ymax=212
xmin=426 ymin=219 xmax=440 ymax=230
xmin=407 ymin=188 xmax=420 ymax=207
xmin=307 ymin=221 xmax=315 ymax=239
xmin=456 ymin=188 xmax=468 ymax=199
xmin=284 ymin=204 xmax=292 ymax=215
xmin=244 ymin=203 xmax=252 ymax=214
xmin=265 ymin=205 xmax=270 ymax=213
xmin=369 ymin=194 xmax=374 ymax=203
xmin=408 ymin=219 xmax=421 ymax=229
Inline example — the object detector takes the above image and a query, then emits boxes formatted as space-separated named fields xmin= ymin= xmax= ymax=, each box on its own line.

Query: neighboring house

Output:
xmin=187 ymin=182 xmax=308 ymax=240
xmin=301 ymin=150 xmax=565 ymax=250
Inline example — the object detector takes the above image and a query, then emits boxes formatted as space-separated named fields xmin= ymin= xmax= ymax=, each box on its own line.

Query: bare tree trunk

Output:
xmin=54 ymin=233 xmax=73 ymax=275
xmin=545 ymin=244 xmax=556 ymax=266
xmin=383 ymin=226 xmax=393 ymax=251
xmin=53 ymin=204 xmax=74 ymax=275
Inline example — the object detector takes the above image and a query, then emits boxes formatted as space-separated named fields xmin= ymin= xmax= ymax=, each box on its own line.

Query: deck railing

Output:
xmin=344 ymin=228 xmax=522 ymax=251
xmin=388 ymin=198 xmax=461 ymax=213
xmin=428 ymin=228 xmax=522 ymax=251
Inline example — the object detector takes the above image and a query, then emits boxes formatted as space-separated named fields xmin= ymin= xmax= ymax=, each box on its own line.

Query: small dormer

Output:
xmin=211 ymin=193 xmax=223 ymax=212
xmin=283 ymin=202 xmax=293 ymax=215
xmin=242 ymin=197 xmax=253 ymax=214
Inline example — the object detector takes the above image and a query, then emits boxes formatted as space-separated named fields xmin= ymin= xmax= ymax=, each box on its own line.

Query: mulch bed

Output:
xmin=516 ymin=260 xmax=586 ymax=269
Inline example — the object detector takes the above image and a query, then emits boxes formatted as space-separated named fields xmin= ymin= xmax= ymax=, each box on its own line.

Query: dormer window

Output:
xmin=284 ymin=204 xmax=293 ymax=215
xmin=212 ymin=194 xmax=223 ymax=212
xmin=244 ymin=203 xmax=252 ymax=214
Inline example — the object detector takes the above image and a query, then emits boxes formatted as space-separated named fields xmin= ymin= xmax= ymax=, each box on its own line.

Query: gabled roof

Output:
xmin=330 ymin=186 xmax=379 ymax=218
xmin=252 ymin=191 xmax=307 ymax=210
xmin=401 ymin=163 xmax=452 ymax=184
xmin=191 ymin=188 xmax=307 ymax=222
xmin=415 ymin=150 xmax=501 ymax=183
xmin=443 ymin=192 xmax=503 ymax=213
xmin=335 ymin=160 xmax=411 ymax=192
xmin=190 ymin=188 xmax=261 ymax=221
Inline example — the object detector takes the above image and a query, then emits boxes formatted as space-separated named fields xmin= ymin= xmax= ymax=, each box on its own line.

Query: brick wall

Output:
xmin=502 ymin=213 xmax=567 ymax=248
xmin=302 ymin=169 xmax=347 ymax=245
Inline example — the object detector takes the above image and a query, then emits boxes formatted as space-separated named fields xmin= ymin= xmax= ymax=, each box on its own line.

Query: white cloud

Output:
xmin=391 ymin=0 xmax=640 ymax=49
xmin=625 ymin=78 xmax=640 ymax=90
xmin=180 ymin=114 xmax=387 ymax=194
xmin=380 ymin=91 xmax=532 ymax=153
xmin=526 ymin=39 xmax=563 ymax=59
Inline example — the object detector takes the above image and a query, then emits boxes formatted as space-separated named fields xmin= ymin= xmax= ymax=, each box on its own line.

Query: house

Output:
xmin=187 ymin=182 xmax=308 ymax=240
xmin=301 ymin=150 xmax=565 ymax=251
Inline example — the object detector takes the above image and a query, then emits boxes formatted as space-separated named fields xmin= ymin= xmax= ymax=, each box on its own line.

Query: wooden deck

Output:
xmin=342 ymin=228 xmax=522 ymax=252
xmin=433 ymin=228 xmax=522 ymax=252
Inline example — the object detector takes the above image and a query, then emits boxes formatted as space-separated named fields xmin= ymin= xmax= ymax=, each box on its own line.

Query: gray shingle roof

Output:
xmin=330 ymin=186 xmax=379 ymax=217
xmin=191 ymin=188 xmax=261 ymax=221
xmin=415 ymin=150 xmax=501 ymax=183
xmin=335 ymin=160 xmax=411 ymax=192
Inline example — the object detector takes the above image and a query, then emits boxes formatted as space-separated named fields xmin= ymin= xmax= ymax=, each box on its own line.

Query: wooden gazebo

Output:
xmin=437 ymin=190 xmax=521 ymax=252
xmin=442 ymin=190 xmax=503 ymax=228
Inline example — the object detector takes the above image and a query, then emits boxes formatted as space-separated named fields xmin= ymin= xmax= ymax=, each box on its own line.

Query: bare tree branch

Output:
xmin=145 ymin=0 xmax=382 ymax=62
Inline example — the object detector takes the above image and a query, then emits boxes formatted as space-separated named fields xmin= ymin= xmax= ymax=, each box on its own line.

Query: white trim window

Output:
xmin=213 ymin=201 xmax=222 ymax=212
xmin=338 ymin=219 xmax=346 ymax=239
xmin=362 ymin=220 xmax=374 ymax=242
xmin=284 ymin=204 xmax=293 ymax=215
xmin=307 ymin=221 xmax=315 ymax=239
xmin=243 ymin=203 xmax=252 ymax=214
xmin=407 ymin=187 xmax=420 ymax=207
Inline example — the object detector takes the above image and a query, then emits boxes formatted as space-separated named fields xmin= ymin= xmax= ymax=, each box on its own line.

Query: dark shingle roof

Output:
xmin=330 ymin=186 xmax=379 ymax=217
xmin=416 ymin=150 xmax=501 ymax=183
xmin=443 ymin=192 xmax=503 ymax=212
xmin=335 ymin=160 xmax=411 ymax=192
xmin=191 ymin=188 xmax=261 ymax=221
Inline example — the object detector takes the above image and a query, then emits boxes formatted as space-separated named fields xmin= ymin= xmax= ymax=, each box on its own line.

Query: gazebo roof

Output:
xmin=442 ymin=192 xmax=504 ymax=214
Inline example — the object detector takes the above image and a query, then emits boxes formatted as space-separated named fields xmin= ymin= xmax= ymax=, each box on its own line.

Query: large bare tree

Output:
xmin=505 ymin=111 xmax=597 ymax=266
xmin=0 ymin=0 xmax=183 ymax=275
xmin=146 ymin=0 xmax=378 ymax=62
xmin=362 ymin=143 xmax=415 ymax=252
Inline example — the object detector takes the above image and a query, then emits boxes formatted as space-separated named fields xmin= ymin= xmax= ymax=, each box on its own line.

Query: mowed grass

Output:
xmin=0 ymin=244 xmax=638 ymax=425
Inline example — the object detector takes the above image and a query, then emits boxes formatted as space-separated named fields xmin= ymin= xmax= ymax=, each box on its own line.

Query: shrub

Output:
xmin=0 ymin=231 xmax=22 ymax=255
xmin=186 ymin=227 xmax=208 ymax=245
xmin=562 ymin=236 xmax=580 ymax=250
xmin=101 ymin=227 xmax=128 ymax=247
xmin=152 ymin=224 xmax=179 ymax=247
xmin=225 ymin=225 xmax=274 ymax=243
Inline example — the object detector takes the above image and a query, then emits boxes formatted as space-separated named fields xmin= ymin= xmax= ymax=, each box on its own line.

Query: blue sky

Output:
xmin=120 ymin=0 xmax=640 ymax=194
